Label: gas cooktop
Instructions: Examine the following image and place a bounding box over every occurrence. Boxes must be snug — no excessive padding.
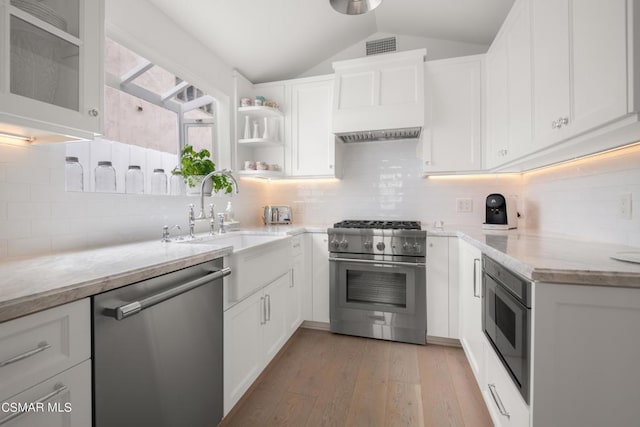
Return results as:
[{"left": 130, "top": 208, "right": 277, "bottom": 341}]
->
[{"left": 332, "top": 220, "right": 422, "bottom": 230}]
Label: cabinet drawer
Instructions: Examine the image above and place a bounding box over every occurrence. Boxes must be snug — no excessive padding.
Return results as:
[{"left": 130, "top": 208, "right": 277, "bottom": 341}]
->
[
  {"left": 0, "top": 300, "right": 90, "bottom": 402},
  {"left": 0, "top": 359, "right": 91, "bottom": 427},
  {"left": 484, "top": 340, "right": 530, "bottom": 427}
]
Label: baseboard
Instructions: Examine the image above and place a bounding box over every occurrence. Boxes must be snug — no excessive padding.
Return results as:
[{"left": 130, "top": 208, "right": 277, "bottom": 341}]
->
[
  {"left": 426, "top": 335, "right": 462, "bottom": 347},
  {"left": 301, "top": 320, "right": 330, "bottom": 331}
]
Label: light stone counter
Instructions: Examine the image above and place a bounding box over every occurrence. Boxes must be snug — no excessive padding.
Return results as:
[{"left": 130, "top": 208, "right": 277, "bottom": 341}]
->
[
  {"left": 428, "top": 225, "right": 640, "bottom": 288},
  {"left": 0, "top": 240, "right": 233, "bottom": 323}
]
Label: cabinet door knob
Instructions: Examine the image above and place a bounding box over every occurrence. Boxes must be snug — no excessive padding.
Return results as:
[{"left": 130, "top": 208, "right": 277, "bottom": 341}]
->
[{"left": 88, "top": 109, "right": 100, "bottom": 117}]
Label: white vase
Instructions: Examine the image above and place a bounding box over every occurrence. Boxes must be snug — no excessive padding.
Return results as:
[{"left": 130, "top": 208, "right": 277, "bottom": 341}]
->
[
  {"left": 262, "top": 117, "right": 269, "bottom": 139},
  {"left": 252, "top": 121, "right": 259, "bottom": 139},
  {"left": 243, "top": 116, "right": 251, "bottom": 139},
  {"left": 185, "top": 175, "right": 214, "bottom": 196}
]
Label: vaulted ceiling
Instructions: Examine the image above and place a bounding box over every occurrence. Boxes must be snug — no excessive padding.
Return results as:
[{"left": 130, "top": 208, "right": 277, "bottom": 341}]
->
[{"left": 147, "top": 0, "right": 514, "bottom": 83}]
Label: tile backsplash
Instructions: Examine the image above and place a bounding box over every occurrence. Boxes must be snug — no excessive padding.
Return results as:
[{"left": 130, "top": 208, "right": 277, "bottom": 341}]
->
[
  {"left": 1, "top": 139, "right": 638, "bottom": 259},
  {"left": 264, "top": 140, "right": 523, "bottom": 227},
  {"left": 0, "top": 143, "right": 266, "bottom": 259},
  {"left": 521, "top": 144, "right": 640, "bottom": 247}
]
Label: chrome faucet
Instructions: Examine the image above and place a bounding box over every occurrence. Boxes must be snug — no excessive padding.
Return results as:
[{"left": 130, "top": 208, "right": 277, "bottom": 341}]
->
[
  {"left": 217, "top": 213, "right": 226, "bottom": 234},
  {"left": 188, "top": 204, "right": 196, "bottom": 239},
  {"left": 161, "top": 225, "right": 181, "bottom": 242},
  {"left": 209, "top": 204, "right": 216, "bottom": 235},
  {"left": 196, "top": 170, "right": 239, "bottom": 220}
]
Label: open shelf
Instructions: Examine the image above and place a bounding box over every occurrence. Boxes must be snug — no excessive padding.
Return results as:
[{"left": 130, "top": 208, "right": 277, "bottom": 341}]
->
[
  {"left": 238, "top": 106, "right": 283, "bottom": 118},
  {"left": 238, "top": 170, "right": 284, "bottom": 179},
  {"left": 237, "top": 138, "right": 283, "bottom": 147}
]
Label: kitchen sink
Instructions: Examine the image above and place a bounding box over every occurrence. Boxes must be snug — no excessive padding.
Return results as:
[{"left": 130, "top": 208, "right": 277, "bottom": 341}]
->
[
  {"left": 178, "top": 231, "right": 292, "bottom": 309},
  {"left": 177, "top": 231, "right": 287, "bottom": 252}
]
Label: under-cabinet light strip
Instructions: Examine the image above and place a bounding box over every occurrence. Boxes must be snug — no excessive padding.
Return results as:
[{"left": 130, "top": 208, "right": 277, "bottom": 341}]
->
[{"left": 0, "top": 132, "right": 34, "bottom": 145}]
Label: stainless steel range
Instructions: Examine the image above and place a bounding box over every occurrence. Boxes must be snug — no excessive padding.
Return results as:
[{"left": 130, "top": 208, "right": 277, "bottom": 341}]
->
[{"left": 328, "top": 220, "right": 427, "bottom": 345}]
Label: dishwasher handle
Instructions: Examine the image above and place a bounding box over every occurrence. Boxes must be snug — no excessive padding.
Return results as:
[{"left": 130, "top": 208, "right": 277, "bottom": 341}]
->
[{"left": 104, "top": 266, "right": 231, "bottom": 320}]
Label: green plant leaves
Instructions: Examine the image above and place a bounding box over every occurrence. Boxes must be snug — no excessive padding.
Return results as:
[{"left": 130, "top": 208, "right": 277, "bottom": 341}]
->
[{"left": 179, "top": 145, "right": 233, "bottom": 193}]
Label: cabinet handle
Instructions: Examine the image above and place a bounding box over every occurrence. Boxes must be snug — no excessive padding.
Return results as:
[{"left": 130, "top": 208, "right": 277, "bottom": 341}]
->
[
  {"left": 260, "top": 296, "right": 266, "bottom": 325},
  {"left": 266, "top": 294, "right": 271, "bottom": 321},
  {"left": 88, "top": 108, "right": 99, "bottom": 117},
  {"left": 552, "top": 119, "right": 559, "bottom": 129},
  {"left": 488, "top": 384, "right": 510, "bottom": 419},
  {"left": 473, "top": 258, "right": 481, "bottom": 298},
  {"left": 0, "top": 341, "right": 51, "bottom": 367},
  {"left": 0, "top": 382, "right": 67, "bottom": 425},
  {"left": 559, "top": 117, "right": 569, "bottom": 126},
  {"left": 329, "top": 164, "right": 334, "bottom": 169}
]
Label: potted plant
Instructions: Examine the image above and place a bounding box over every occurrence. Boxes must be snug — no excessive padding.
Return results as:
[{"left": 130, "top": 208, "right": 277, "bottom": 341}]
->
[{"left": 174, "top": 145, "right": 234, "bottom": 196}]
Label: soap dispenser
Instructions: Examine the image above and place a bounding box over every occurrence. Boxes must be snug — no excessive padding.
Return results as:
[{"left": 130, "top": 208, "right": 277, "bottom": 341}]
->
[{"left": 224, "top": 201, "right": 234, "bottom": 222}]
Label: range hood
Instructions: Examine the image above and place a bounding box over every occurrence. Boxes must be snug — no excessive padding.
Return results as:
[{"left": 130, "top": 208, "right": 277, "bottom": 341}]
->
[
  {"left": 332, "top": 49, "right": 426, "bottom": 143},
  {"left": 335, "top": 127, "right": 422, "bottom": 143}
]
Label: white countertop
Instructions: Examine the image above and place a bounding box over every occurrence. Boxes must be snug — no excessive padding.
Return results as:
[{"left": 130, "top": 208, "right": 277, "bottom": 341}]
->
[
  {"left": 427, "top": 225, "right": 640, "bottom": 287},
  {"left": 1, "top": 224, "right": 639, "bottom": 323}
]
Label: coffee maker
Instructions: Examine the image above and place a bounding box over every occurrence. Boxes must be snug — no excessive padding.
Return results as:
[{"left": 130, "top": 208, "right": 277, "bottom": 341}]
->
[{"left": 482, "top": 193, "right": 517, "bottom": 230}]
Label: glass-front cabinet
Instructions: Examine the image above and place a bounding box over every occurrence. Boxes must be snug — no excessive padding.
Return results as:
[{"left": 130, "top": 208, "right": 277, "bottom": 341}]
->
[{"left": 0, "top": 0, "right": 103, "bottom": 142}]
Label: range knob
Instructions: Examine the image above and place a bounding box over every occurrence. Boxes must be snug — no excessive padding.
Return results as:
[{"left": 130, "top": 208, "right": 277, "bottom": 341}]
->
[
  {"left": 330, "top": 239, "right": 340, "bottom": 250},
  {"left": 363, "top": 240, "right": 373, "bottom": 250},
  {"left": 413, "top": 242, "right": 422, "bottom": 253},
  {"left": 339, "top": 239, "right": 349, "bottom": 249},
  {"left": 402, "top": 242, "right": 411, "bottom": 253},
  {"left": 376, "top": 242, "right": 386, "bottom": 251}
]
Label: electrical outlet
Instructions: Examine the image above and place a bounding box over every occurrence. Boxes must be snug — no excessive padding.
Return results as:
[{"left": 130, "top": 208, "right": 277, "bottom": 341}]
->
[
  {"left": 619, "top": 193, "right": 632, "bottom": 220},
  {"left": 456, "top": 198, "right": 473, "bottom": 213}
]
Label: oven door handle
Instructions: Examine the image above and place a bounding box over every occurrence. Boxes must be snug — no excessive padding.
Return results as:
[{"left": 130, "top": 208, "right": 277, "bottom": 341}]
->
[{"left": 329, "top": 257, "right": 425, "bottom": 268}]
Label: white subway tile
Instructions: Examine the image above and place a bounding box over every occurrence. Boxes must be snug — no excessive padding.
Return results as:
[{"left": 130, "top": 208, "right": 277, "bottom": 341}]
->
[
  {"left": 8, "top": 237, "right": 52, "bottom": 257},
  {"left": 7, "top": 202, "right": 51, "bottom": 220},
  {"left": 0, "top": 239, "right": 7, "bottom": 259},
  {"left": 0, "top": 182, "right": 30, "bottom": 201}
]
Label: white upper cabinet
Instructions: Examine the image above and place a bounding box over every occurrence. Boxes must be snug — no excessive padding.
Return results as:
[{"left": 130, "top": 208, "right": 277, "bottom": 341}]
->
[
  {"left": 332, "top": 49, "right": 425, "bottom": 134},
  {"left": 422, "top": 55, "right": 483, "bottom": 173},
  {"left": 0, "top": 0, "right": 104, "bottom": 142},
  {"left": 532, "top": 0, "right": 630, "bottom": 149},
  {"left": 485, "top": 0, "right": 532, "bottom": 169},
  {"left": 288, "top": 76, "right": 336, "bottom": 177}
]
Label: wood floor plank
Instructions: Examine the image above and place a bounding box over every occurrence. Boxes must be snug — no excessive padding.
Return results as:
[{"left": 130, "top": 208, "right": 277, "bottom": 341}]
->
[
  {"left": 444, "top": 347, "right": 493, "bottom": 427},
  {"left": 344, "top": 340, "right": 391, "bottom": 427},
  {"left": 304, "top": 334, "right": 364, "bottom": 426},
  {"left": 223, "top": 331, "right": 492, "bottom": 427},
  {"left": 417, "top": 345, "right": 466, "bottom": 427},
  {"left": 286, "top": 330, "right": 337, "bottom": 397},
  {"left": 267, "top": 392, "right": 316, "bottom": 427},
  {"left": 388, "top": 342, "right": 421, "bottom": 384},
  {"left": 384, "top": 380, "right": 425, "bottom": 427},
  {"left": 220, "top": 384, "right": 283, "bottom": 427}
]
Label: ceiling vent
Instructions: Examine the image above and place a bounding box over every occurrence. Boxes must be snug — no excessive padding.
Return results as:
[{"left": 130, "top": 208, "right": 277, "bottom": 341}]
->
[{"left": 366, "top": 37, "right": 396, "bottom": 56}]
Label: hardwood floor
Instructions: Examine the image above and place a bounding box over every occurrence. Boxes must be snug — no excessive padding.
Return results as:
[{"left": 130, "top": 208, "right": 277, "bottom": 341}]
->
[{"left": 220, "top": 328, "right": 492, "bottom": 427}]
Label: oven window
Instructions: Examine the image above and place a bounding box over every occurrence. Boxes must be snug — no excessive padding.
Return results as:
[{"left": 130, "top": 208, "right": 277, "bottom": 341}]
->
[
  {"left": 346, "top": 270, "right": 407, "bottom": 308},
  {"left": 496, "top": 296, "right": 516, "bottom": 347}
]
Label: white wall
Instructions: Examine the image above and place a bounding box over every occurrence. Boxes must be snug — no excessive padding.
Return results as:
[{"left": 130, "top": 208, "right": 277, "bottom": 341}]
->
[
  {"left": 298, "top": 32, "right": 489, "bottom": 78},
  {"left": 521, "top": 145, "right": 640, "bottom": 247},
  {"left": 263, "top": 140, "right": 522, "bottom": 227},
  {"left": 0, "top": 143, "right": 266, "bottom": 259}
]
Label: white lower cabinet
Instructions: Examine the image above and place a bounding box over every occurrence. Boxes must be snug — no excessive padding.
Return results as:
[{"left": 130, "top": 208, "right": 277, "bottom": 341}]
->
[
  {"left": 0, "top": 360, "right": 92, "bottom": 427},
  {"left": 0, "top": 299, "right": 91, "bottom": 427},
  {"left": 426, "top": 235, "right": 458, "bottom": 339},
  {"left": 287, "top": 240, "right": 304, "bottom": 332},
  {"left": 484, "top": 337, "right": 530, "bottom": 427},
  {"left": 223, "top": 272, "right": 292, "bottom": 415},
  {"left": 458, "top": 240, "right": 484, "bottom": 383},
  {"left": 311, "top": 233, "right": 330, "bottom": 323}
]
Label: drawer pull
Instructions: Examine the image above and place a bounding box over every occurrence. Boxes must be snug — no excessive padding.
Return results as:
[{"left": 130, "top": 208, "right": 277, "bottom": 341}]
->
[
  {"left": 0, "top": 341, "right": 51, "bottom": 367},
  {"left": 488, "top": 383, "right": 510, "bottom": 419},
  {"left": 0, "top": 382, "right": 67, "bottom": 425}
]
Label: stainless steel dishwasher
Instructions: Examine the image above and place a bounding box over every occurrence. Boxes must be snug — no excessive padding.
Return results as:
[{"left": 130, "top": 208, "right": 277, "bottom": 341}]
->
[{"left": 92, "top": 259, "right": 230, "bottom": 427}]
